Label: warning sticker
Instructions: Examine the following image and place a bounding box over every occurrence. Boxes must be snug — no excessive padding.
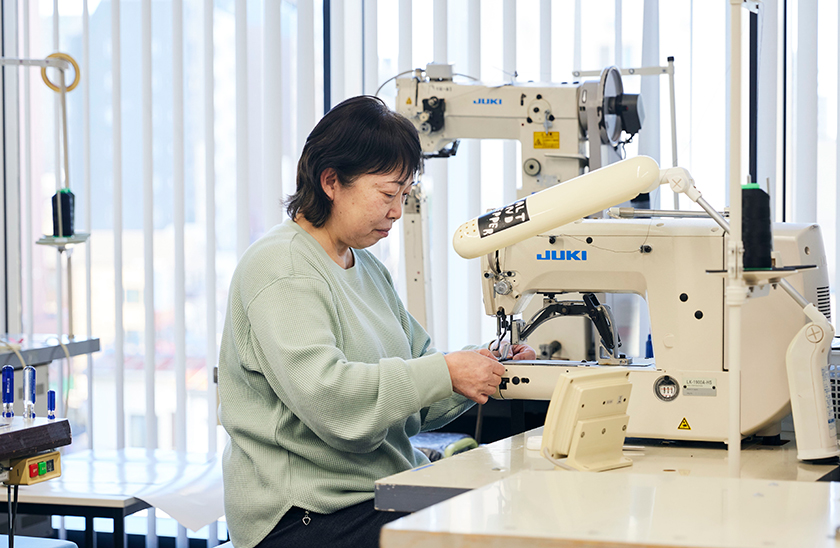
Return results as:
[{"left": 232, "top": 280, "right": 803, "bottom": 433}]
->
[
  {"left": 533, "top": 131, "right": 560, "bottom": 149},
  {"left": 406, "top": 98, "right": 412, "bottom": 105},
  {"left": 678, "top": 418, "right": 691, "bottom": 430}
]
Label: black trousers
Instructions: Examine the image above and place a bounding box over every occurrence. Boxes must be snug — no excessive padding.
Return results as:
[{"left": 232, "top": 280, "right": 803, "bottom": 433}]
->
[{"left": 255, "top": 500, "right": 409, "bottom": 548}]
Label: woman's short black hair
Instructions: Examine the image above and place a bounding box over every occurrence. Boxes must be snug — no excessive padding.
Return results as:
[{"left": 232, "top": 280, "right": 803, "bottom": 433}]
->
[{"left": 285, "top": 95, "right": 422, "bottom": 227}]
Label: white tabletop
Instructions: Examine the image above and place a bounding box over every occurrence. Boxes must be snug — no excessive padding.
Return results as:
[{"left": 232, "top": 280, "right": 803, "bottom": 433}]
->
[
  {"left": 0, "top": 448, "right": 224, "bottom": 531},
  {"left": 381, "top": 470, "right": 840, "bottom": 548},
  {"left": 376, "top": 426, "right": 838, "bottom": 512}
]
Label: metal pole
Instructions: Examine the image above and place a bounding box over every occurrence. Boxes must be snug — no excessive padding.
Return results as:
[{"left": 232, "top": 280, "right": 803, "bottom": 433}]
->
[
  {"left": 727, "top": 0, "right": 746, "bottom": 479},
  {"left": 668, "top": 56, "right": 679, "bottom": 209},
  {"left": 66, "top": 251, "right": 73, "bottom": 340}
]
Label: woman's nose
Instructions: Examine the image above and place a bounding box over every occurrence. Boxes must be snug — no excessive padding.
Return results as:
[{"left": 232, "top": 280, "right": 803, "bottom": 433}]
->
[{"left": 389, "top": 200, "right": 403, "bottom": 220}]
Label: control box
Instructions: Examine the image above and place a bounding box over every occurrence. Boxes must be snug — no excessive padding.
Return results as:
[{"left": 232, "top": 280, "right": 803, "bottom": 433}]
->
[{"left": 4, "top": 450, "right": 61, "bottom": 485}]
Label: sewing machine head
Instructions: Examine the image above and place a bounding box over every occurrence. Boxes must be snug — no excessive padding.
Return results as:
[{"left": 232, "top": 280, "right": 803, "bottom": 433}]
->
[
  {"left": 396, "top": 64, "right": 644, "bottom": 196},
  {"left": 483, "top": 216, "right": 831, "bottom": 440}
]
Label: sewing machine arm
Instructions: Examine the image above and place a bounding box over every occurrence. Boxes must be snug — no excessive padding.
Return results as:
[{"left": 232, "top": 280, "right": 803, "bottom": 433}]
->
[
  {"left": 582, "top": 293, "right": 620, "bottom": 357},
  {"left": 515, "top": 293, "right": 621, "bottom": 358}
]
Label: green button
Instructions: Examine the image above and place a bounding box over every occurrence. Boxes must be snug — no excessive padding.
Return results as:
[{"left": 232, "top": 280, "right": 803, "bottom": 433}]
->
[{"left": 38, "top": 462, "right": 46, "bottom": 475}]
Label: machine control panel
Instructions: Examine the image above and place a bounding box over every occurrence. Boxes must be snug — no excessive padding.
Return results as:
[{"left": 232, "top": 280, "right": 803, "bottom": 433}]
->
[{"left": 5, "top": 450, "right": 61, "bottom": 485}]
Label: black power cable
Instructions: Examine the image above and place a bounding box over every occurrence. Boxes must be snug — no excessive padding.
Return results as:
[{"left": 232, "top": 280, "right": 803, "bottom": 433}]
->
[{"left": 6, "top": 482, "right": 16, "bottom": 548}]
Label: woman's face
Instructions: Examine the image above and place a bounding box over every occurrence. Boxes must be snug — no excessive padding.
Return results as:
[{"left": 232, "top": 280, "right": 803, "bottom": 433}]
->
[{"left": 325, "top": 170, "right": 414, "bottom": 250}]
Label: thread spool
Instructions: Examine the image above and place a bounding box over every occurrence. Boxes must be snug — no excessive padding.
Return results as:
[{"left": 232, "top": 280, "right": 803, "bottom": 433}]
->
[
  {"left": 47, "top": 389, "right": 56, "bottom": 420},
  {"left": 52, "top": 188, "right": 75, "bottom": 237},
  {"left": 2, "top": 364, "right": 14, "bottom": 419},
  {"left": 742, "top": 183, "right": 773, "bottom": 270},
  {"left": 23, "top": 365, "right": 36, "bottom": 420}
]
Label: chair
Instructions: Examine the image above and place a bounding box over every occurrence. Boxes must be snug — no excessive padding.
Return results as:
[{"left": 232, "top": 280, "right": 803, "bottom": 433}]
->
[{"left": 409, "top": 432, "right": 477, "bottom": 461}]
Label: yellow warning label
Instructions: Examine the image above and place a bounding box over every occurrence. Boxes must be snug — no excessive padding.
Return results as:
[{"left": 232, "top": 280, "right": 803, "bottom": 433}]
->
[
  {"left": 406, "top": 97, "right": 412, "bottom": 105},
  {"left": 533, "top": 131, "right": 560, "bottom": 149},
  {"left": 678, "top": 418, "right": 691, "bottom": 430}
]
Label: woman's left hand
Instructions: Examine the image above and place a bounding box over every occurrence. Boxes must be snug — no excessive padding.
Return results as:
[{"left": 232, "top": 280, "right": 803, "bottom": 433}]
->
[
  {"left": 508, "top": 344, "right": 536, "bottom": 360},
  {"left": 491, "top": 343, "right": 536, "bottom": 361}
]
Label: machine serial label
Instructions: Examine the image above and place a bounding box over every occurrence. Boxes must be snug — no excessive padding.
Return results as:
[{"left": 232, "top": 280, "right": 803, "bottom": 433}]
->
[
  {"left": 533, "top": 131, "right": 560, "bottom": 149},
  {"left": 683, "top": 378, "right": 717, "bottom": 397},
  {"left": 478, "top": 200, "right": 529, "bottom": 238}
]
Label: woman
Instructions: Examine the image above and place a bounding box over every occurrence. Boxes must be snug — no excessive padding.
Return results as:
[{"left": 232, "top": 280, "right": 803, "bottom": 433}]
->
[{"left": 218, "top": 95, "right": 534, "bottom": 548}]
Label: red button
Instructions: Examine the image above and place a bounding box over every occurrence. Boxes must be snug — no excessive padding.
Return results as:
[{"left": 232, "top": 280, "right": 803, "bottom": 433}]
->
[{"left": 29, "top": 463, "right": 39, "bottom": 478}]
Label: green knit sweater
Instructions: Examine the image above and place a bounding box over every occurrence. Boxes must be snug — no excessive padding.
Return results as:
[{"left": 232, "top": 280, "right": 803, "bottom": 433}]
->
[{"left": 218, "top": 219, "right": 474, "bottom": 548}]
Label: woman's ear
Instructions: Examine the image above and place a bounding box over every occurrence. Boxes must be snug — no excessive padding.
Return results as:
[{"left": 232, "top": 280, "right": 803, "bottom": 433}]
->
[{"left": 320, "top": 168, "right": 338, "bottom": 201}]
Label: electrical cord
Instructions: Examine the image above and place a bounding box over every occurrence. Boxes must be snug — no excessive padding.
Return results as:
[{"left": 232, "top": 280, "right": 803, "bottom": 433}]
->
[
  {"left": 6, "top": 481, "right": 19, "bottom": 548},
  {"left": 0, "top": 339, "right": 27, "bottom": 371},
  {"left": 374, "top": 70, "right": 415, "bottom": 97},
  {"left": 375, "top": 69, "right": 480, "bottom": 97}
]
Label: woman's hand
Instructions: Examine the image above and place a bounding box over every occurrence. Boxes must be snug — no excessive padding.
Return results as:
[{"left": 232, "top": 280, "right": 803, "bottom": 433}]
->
[
  {"left": 444, "top": 350, "right": 506, "bottom": 404},
  {"left": 508, "top": 344, "right": 536, "bottom": 361},
  {"left": 490, "top": 343, "right": 537, "bottom": 361}
]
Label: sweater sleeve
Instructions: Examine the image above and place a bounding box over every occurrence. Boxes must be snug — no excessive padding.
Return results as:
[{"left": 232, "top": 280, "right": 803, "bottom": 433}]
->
[
  {"left": 245, "top": 275, "right": 454, "bottom": 454},
  {"left": 395, "top": 287, "right": 477, "bottom": 431}
]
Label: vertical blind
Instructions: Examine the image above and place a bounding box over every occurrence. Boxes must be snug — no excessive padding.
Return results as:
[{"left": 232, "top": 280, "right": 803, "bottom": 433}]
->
[{"left": 1, "top": 0, "right": 836, "bottom": 542}]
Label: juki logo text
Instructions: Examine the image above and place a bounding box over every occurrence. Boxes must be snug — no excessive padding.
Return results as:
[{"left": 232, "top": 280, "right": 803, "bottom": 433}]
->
[{"left": 536, "top": 250, "right": 588, "bottom": 261}]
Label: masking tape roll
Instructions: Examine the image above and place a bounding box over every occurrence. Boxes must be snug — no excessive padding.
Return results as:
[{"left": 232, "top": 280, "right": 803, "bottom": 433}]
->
[{"left": 41, "top": 52, "right": 80, "bottom": 93}]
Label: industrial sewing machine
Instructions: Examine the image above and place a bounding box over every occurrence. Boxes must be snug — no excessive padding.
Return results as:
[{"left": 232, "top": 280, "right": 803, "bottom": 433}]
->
[
  {"left": 482, "top": 217, "right": 830, "bottom": 442},
  {"left": 393, "top": 64, "right": 838, "bottom": 456},
  {"left": 396, "top": 64, "right": 643, "bottom": 196},
  {"left": 452, "top": 156, "right": 839, "bottom": 458},
  {"left": 395, "top": 63, "right": 644, "bottom": 330}
]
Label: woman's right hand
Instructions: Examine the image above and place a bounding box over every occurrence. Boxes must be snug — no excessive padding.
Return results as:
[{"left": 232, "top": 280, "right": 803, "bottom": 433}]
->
[{"left": 443, "top": 350, "right": 506, "bottom": 404}]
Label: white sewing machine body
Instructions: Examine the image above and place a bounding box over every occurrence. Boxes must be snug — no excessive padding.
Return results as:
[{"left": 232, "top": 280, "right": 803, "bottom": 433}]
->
[
  {"left": 487, "top": 217, "right": 830, "bottom": 442},
  {"left": 396, "top": 65, "right": 640, "bottom": 197},
  {"left": 396, "top": 78, "right": 583, "bottom": 195}
]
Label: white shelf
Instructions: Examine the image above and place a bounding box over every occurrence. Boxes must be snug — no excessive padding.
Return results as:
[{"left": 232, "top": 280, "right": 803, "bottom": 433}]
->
[{"left": 35, "top": 232, "right": 90, "bottom": 247}]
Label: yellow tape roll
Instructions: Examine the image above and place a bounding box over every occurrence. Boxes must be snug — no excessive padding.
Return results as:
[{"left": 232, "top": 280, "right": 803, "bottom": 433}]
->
[{"left": 40, "top": 52, "right": 80, "bottom": 93}]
